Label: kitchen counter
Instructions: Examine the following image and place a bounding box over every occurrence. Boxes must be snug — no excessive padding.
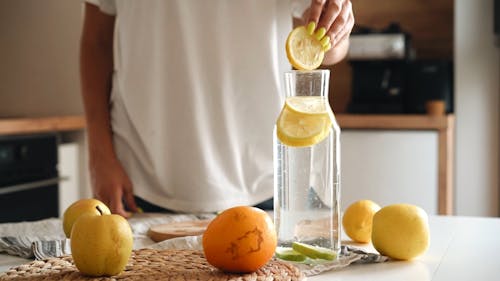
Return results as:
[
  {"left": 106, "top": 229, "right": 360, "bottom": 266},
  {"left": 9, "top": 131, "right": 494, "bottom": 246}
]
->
[
  {"left": 310, "top": 215, "right": 500, "bottom": 281},
  {"left": 0, "top": 115, "right": 85, "bottom": 136},
  {"left": 1, "top": 214, "right": 498, "bottom": 280}
]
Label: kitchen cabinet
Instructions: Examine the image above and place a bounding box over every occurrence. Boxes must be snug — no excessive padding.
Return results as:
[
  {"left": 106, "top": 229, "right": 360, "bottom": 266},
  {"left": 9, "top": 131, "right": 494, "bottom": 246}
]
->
[
  {"left": 341, "top": 130, "right": 438, "bottom": 214},
  {"left": 336, "top": 114, "right": 455, "bottom": 215},
  {"left": 0, "top": 116, "right": 87, "bottom": 219}
]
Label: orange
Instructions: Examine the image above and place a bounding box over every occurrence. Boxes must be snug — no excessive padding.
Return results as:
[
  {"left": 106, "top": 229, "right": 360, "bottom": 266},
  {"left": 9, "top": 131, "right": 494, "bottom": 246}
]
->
[{"left": 202, "top": 206, "right": 277, "bottom": 273}]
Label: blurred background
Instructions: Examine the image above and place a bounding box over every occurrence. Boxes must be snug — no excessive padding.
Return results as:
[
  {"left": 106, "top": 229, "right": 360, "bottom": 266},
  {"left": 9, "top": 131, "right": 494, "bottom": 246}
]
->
[{"left": 0, "top": 0, "right": 498, "bottom": 220}]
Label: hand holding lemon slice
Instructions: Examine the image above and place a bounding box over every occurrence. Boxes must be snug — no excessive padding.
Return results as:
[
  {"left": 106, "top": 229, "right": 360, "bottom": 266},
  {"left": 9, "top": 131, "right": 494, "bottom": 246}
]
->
[
  {"left": 278, "top": 23, "right": 334, "bottom": 147},
  {"left": 286, "top": 22, "right": 332, "bottom": 70}
]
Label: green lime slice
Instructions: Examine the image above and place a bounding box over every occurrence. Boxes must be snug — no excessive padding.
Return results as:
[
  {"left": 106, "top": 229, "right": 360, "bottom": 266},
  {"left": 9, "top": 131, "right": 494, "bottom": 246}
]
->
[
  {"left": 292, "top": 242, "right": 337, "bottom": 261},
  {"left": 275, "top": 247, "right": 307, "bottom": 262}
]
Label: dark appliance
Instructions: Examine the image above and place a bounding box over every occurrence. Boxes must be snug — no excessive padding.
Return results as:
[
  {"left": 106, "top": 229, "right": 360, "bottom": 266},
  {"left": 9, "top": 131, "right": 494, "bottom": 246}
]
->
[
  {"left": 347, "top": 23, "right": 454, "bottom": 114},
  {"left": 349, "top": 60, "right": 408, "bottom": 113},
  {"left": 347, "top": 23, "right": 412, "bottom": 114},
  {"left": 495, "top": 0, "right": 499, "bottom": 36},
  {"left": 0, "top": 134, "right": 59, "bottom": 222},
  {"left": 405, "top": 60, "right": 454, "bottom": 114}
]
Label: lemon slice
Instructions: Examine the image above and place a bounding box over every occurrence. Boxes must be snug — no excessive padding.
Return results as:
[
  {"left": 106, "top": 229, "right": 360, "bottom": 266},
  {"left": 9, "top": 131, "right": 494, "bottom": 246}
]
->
[
  {"left": 286, "top": 25, "right": 325, "bottom": 70},
  {"left": 292, "top": 242, "right": 337, "bottom": 261},
  {"left": 276, "top": 96, "right": 332, "bottom": 147},
  {"left": 275, "top": 247, "right": 307, "bottom": 262}
]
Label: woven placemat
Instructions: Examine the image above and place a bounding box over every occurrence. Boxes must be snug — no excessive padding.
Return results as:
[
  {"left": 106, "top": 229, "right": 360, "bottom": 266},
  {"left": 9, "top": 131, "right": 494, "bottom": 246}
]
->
[{"left": 0, "top": 248, "right": 305, "bottom": 281}]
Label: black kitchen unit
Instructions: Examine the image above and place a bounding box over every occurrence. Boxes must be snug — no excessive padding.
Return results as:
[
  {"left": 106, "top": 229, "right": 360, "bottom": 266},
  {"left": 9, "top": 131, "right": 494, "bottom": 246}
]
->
[{"left": 0, "top": 134, "right": 59, "bottom": 222}]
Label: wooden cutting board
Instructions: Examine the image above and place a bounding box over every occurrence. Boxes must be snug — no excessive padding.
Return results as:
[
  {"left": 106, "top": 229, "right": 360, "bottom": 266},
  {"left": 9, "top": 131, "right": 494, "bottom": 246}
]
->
[{"left": 147, "top": 220, "right": 212, "bottom": 242}]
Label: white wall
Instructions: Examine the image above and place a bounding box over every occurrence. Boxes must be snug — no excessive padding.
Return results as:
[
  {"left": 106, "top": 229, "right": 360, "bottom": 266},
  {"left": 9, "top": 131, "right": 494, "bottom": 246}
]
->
[
  {"left": 455, "top": 0, "right": 500, "bottom": 216},
  {"left": 0, "top": 0, "right": 83, "bottom": 117}
]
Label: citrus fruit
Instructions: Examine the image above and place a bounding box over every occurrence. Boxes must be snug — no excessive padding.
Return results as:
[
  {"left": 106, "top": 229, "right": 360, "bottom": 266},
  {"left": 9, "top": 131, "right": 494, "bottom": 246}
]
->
[
  {"left": 371, "top": 203, "right": 430, "bottom": 260},
  {"left": 276, "top": 96, "right": 332, "bottom": 147},
  {"left": 286, "top": 22, "right": 331, "bottom": 70},
  {"left": 292, "top": 241, "right": 336, "bottom": 261},
  {"left": 202, "top": 206, "right": 277, "bottom": 273},
  {"left": 275, "top": 247, "right": 306, "bottom": 262},
  {"left": 342, "top": 199, "right": 381, "bottom": 243}
]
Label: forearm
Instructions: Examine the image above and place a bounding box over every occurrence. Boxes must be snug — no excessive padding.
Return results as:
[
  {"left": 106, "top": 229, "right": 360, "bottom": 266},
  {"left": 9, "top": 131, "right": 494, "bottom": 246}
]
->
[
  {"left": 80, "top": 45, "right": 115, "bottom": 161},
  {"left": 80, "top": 4, "right": 116, "bottom": 161}
]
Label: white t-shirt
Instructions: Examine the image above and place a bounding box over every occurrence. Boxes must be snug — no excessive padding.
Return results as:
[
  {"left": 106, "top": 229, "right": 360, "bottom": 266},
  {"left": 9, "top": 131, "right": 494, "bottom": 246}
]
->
[{"left": 86, "top": 0, "right": 305, "bottom": 212}]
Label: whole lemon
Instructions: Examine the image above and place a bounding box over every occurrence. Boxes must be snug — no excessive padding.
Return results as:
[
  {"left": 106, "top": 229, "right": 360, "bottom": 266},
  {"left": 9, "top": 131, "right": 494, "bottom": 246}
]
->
[
  {"left": 342, "top": 200, "right": 381, "bottom": 243},
  {"left": 371, "top": 204, "right": 430, "bottom": 260}
]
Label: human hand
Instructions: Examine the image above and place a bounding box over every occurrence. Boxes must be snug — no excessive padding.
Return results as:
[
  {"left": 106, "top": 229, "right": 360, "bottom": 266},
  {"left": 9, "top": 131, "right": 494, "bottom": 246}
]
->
[
  {"left": 305, "top": 0, "right": 354, "bottom": 50},
  {"left": 89, "top": 154, "right": 138, "bottom": 218}
]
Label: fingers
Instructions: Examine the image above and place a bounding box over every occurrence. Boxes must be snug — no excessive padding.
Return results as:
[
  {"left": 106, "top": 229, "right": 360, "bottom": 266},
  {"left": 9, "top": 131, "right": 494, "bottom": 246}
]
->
[
  {"left": 330, "top": 4, "right": 354, "bottom": 47},
  {"left": 110, "top": 190, "right": 132, "bottom": 218},
  {"left": 306, "top": 0, "right": 354, "bottom": 49},
  {"left": 317, "top": 0, "right": 342, "bottom": 32},
  {"left": 307, "top": 0, "right": 327, "bottom": 25},
  {"left": 123, "top": 186, "right": 138, "bottom": 213}
]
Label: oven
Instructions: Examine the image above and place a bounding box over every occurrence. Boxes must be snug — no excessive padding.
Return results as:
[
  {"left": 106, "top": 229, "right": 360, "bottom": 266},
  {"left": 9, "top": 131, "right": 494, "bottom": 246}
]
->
[{"left": 0, "top": 134, "right": 59, "bottom": 222}]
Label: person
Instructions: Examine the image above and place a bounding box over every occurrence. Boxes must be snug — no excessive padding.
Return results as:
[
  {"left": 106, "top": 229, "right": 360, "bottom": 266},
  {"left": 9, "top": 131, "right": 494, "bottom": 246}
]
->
[{"left": 80, "top": 0, "right": 354, "bottom": 217}]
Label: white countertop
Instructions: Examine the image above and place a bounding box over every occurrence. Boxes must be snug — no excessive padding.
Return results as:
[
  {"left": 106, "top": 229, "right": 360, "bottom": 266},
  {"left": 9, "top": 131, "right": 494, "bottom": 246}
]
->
[
  {"left": 1, "top": 215, "right": 499, "bottom": 280},
  {"left": 310, "top": 215, "right": 500, "bottom": 281}
]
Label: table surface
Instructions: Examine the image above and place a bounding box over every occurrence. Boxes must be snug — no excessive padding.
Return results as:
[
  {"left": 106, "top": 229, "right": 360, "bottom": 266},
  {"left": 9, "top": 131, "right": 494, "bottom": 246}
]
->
[
  {"left": 1, "top": 215, "right": 499, "bottom": 280},
  {"left": 311, "top": 215, "right": 500, "bottom": 281}
]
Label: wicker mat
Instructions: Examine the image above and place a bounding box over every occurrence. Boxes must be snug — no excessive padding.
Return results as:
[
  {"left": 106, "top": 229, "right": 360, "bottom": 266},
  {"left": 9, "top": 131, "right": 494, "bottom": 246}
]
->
[{"left": 0, "top": 248, "right": 305, "bottom": 281}]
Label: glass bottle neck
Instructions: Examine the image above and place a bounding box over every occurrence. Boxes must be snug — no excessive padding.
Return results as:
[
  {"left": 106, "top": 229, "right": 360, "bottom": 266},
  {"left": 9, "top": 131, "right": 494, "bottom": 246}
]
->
[{"left": 284, "top": 69, "right": 330, "bottom": 98}]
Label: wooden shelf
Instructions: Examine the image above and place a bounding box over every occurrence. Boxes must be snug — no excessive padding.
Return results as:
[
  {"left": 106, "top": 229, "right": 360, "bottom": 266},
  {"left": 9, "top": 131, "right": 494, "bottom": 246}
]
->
[
  {"left": 336, "top": 114, "right": 453, "bottom": 130},
  {"left": 0, "top": 115, "right": 86, "bottom": 136}
]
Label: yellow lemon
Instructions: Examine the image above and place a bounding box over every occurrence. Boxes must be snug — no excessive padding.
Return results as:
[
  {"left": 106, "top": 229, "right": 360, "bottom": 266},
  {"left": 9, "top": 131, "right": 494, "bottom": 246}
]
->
[
  {"left": 286, "top": 24, "right": 328, "bottom": 70},
  {"left": 342, "top": 200, "right": 381, "bottom": 243},
  {"left": 276, "top": 96, "right": 332, "bottom": 147},
  {"left": 371, "top": 204, "right": 430, "bottom": 260}
]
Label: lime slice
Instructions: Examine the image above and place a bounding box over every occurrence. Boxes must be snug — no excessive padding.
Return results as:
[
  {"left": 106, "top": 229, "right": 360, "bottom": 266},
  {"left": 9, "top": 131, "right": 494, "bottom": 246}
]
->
[
  {"left": 276, "top": 96, "right": 332, "bottom": 147},
  {"left": 275, "top": 247, "right": 307, "bottom": 262},
  {"left": 292, "top": 242, "right": 337, "bottom": 261},
  {"left": 286, "top": 26, "right": 324, "bottom": 70}
]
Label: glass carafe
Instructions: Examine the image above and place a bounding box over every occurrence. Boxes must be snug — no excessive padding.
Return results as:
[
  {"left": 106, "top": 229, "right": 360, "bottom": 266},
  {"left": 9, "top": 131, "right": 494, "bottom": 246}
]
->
[{"left": 273, "top": 69, "right": 341, "bottom": 266}]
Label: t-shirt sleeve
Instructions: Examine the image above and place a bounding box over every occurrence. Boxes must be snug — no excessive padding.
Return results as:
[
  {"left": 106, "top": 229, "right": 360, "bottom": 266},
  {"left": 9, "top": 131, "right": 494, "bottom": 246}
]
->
[{"left": 85, "top": 0, "right": 116, "bottom": 15}]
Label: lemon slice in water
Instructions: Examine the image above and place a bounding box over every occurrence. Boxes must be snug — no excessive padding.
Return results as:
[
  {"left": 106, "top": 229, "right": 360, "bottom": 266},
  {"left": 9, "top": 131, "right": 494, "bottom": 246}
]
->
[{"left": 276, "top": 96, "right": 332, "bottom": 147}]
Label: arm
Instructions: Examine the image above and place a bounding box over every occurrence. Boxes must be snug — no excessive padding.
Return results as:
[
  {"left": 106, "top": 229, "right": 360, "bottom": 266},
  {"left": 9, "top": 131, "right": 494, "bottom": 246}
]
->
[
  {"left": 80, "top": 3, "right": 137, "bottom": 217},
  {"left": 295, "top": 0, "right": 354, "bottom": 65}
]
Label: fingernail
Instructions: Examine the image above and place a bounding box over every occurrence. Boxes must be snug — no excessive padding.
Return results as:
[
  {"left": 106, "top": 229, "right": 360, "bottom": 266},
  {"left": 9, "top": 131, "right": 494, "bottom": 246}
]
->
[
  {"left": 306, "top": 21, "right": 316, "bottom": 35},
  {"left": 323, "top": 42, "right": 332, "bottom": 52},
  {"left": 320, "top": 35, "right": 330, "bottom": 47},
  {"left": 314, "top": 27, "right": 327, "bottom": 40}
]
